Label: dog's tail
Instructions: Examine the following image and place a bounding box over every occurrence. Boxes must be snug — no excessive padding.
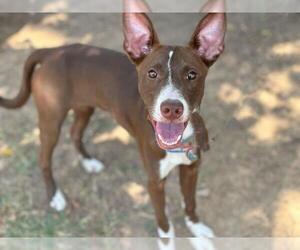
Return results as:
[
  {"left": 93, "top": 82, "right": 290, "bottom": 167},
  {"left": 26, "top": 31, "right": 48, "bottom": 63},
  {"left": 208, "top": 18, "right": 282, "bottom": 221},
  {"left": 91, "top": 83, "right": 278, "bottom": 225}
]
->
[{"left": 0, "top": 49, "right": 49, "bottom": 109}]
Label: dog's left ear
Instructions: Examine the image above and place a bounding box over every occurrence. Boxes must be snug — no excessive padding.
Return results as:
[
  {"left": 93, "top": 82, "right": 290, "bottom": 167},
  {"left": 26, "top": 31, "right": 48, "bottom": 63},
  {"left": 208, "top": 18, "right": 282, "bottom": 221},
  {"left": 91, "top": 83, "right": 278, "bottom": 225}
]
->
[{"left": 189, "top": 13, "right": 226, "bottom": 67}]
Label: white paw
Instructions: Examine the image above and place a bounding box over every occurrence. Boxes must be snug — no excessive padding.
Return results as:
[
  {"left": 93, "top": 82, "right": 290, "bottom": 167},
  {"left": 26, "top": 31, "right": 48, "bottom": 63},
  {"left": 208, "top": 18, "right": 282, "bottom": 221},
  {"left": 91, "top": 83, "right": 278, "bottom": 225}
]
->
[
  {"left": 188, "top": 237, "right": 215, "bottom": 250},
  {"left": 157, "top": 221, "right": 175, "bottom": 238},
  {"left": 50, "top": 189, "right": 67, "bottom": 212},
  {"left": 81, "top": 158, "right": 105, "bottom": 173},
  {"left": 185, "top": 217, "right": 214, "bottom": 238},
  {"left": 157, "top": 238, "right": 176, "bottom": 250}
]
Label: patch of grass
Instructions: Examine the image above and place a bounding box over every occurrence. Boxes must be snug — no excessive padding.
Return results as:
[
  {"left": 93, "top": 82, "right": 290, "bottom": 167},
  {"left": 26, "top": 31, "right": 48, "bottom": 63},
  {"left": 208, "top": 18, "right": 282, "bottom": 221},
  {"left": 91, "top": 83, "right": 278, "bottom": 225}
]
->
[
  {"left": 12, "top": 149, "right": 37, "bottom": 174},
  {"left": 0, "top": 130, "right": 4, "bottom": 141},
  {"left": 0, "top": 195, "right": 7, "bottom": 207},
  {"left": 144, "top": 219, "right": 156, "bottom": 235},
  {"left": 0, "top": 193, "right": 12, "bottom": 215},
  {"left": 97, "top": 209, "right": 128, "bottom": 236},
  {"left": 5, "top": 213, "right": 85, "bottom": 237},
  {"left": 117, "top": 164, "right": 138, "bottom": 176}
]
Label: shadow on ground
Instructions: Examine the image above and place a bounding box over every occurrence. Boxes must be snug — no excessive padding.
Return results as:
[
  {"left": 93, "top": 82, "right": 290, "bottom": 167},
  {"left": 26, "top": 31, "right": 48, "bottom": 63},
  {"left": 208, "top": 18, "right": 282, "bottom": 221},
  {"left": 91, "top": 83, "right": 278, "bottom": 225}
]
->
[{"left": 0, "top": 13, "right": 299, "bottom": 237}]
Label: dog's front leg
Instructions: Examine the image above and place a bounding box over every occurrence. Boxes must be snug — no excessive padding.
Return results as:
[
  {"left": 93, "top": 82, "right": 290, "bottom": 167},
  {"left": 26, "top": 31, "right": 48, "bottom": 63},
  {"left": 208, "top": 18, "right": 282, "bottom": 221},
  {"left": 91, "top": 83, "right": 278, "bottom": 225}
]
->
[
  {"left": 140, "top": 142, "right": 174, "bottom": 237},
  {"left": 147, "top": 177, "right": 176, "bottom": 250},
  {"left": 179, "top": 162, "right": 214, "bottom": 238},
  {"left": 139, "top": 140, "right": 175, "bottom": 250},
  {"left": 147, "top": 178, "right": 173, "bottom": 235}
]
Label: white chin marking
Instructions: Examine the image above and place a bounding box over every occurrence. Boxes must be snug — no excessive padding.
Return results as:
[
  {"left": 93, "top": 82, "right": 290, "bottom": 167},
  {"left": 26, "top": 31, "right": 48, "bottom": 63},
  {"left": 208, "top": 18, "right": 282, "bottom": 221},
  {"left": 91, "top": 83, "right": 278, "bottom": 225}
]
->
[
  {"left": 81, "top": 158, "right": 105, "bottom": 173},
  {"left": 185, "top": 216, "right": 215, "bottom": 238},
  {"left": 50, "top": 189, "right": 67, "bottom": 212}
]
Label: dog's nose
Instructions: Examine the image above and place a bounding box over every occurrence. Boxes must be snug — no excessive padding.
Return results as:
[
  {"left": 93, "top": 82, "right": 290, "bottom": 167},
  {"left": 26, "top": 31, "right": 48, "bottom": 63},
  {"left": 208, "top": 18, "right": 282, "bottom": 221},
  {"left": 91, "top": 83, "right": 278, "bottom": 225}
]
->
[{"left": 160, "top": 100, "right": 184, "bottom": 120}]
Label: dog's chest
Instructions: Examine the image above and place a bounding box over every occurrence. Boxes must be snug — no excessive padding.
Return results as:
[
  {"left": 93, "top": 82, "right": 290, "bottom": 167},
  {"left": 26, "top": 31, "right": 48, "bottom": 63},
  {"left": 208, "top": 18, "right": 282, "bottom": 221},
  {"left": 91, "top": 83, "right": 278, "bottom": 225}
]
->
[
  {"left": 159, "top": 152, "right": 192, "bottom": 179},
  {"left": 159, "top": 122, "right": 194, "bottom": 179}
]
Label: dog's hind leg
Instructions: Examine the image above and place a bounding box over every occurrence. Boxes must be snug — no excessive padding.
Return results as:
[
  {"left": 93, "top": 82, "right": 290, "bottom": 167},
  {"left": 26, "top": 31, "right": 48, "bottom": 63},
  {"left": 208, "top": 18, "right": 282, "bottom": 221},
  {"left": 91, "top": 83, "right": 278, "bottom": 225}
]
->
[
  {"left": 70, "top": 107, "right": 105, "bottom": 173},
  {"left": 38, "top": 109, "right": 68, "bottom": 212}
]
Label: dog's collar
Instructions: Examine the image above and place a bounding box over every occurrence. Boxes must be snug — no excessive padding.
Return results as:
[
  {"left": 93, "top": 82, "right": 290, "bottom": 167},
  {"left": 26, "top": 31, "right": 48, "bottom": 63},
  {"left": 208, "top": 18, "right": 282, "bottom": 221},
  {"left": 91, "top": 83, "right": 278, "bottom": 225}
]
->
[{"left": 165, "top": 134, "right": 199, "bottom": 162}]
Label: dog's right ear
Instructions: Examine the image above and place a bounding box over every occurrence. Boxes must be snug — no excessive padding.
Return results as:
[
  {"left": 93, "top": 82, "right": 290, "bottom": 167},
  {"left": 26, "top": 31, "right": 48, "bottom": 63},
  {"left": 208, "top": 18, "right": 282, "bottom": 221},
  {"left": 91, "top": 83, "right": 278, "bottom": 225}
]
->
[
  {"left": 123, "top": 0, "right": 159, "bottom": 64},
  {"left": 189, "top": 0, "right": 226, "bottom": 67}
]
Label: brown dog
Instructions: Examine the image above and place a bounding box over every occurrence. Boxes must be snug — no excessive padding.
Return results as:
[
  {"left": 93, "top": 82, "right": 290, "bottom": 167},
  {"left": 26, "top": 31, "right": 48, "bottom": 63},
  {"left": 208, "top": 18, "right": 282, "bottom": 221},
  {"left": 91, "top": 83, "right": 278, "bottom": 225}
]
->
[{"left": 0, "top": 1, "right": 226, "bottom": 238}]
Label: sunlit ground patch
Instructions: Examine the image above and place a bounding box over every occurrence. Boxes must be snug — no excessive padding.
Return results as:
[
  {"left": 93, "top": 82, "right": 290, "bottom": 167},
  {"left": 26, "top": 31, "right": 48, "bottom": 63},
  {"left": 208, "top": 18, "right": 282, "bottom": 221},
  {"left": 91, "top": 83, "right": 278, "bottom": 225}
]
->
[
  {"left": 271, "top": 40, "right": 300, "bottom": 56},
  {"left": 273, "top": 190, "right": 300, "bottom": 236},
  {"left": 249, "top": 114, "right": 289, "bottom": 142},
  {"left": 217, "top": 82, "right": 243, "bottom": 105},
  {"left": 41, "top": 0, "right": 68, "bottom": 12},
  {"left": 93, "top": 125, "right": 131, "bottom": 145},
  {"left": 6, "top": 23, "right": 67, "bottom": 49},
  {"left": 122, "top": 182, "right": 149, "bottom": 207}
]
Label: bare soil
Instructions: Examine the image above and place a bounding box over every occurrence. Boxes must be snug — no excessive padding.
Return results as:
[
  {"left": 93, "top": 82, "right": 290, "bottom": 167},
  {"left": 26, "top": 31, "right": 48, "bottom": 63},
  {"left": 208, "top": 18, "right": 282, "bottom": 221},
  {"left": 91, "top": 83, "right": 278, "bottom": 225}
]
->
[{"left": 0, "top": 13, "right": 300, "bottom": 237}]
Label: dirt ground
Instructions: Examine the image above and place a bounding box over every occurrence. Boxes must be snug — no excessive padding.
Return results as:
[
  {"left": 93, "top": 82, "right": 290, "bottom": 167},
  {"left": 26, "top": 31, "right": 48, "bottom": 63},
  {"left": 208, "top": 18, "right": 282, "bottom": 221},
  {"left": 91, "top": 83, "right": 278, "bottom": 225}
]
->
[{"left": 0, "top": 13, "right": 299, "bottom": 237}]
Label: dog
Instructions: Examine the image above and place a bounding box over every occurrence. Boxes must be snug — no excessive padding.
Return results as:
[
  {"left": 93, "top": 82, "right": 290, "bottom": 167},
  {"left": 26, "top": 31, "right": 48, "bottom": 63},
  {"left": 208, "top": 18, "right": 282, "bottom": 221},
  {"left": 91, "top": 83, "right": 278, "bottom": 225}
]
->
[{"left": 0, "top": 0, "right": 226, "bottom": 238}]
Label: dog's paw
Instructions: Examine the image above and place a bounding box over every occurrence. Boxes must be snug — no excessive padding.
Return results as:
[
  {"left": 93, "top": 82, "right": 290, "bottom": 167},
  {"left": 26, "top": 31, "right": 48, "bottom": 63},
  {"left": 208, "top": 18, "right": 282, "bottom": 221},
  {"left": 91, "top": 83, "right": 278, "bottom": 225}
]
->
[
  {"left": 157, "top": 238, "right": 176, "bottom": 250},
  {"left": 50, "top": 189, "right": 67, "bottom": 212},
  {"left": 81, "top": 158, "right": 105, "bottom": 173},
  {"left": 185, "top": 217, "right": 214, "bottom": 238},
  {"left": 157, "top": 221, "right": 175, "bottom": 238},
  {"left": 188, "top": 237, "right": 215, "bottom": 250},
  {"left": 157, "top": 222, "right": 176, "bottom": 250}
]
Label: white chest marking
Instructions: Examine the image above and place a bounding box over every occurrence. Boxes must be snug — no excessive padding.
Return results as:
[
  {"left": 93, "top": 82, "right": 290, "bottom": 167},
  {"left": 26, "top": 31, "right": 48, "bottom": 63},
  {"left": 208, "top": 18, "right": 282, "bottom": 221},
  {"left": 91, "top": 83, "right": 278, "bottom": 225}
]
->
[{"left": 159, "top": 122, "right": 195, "bottom": 179}]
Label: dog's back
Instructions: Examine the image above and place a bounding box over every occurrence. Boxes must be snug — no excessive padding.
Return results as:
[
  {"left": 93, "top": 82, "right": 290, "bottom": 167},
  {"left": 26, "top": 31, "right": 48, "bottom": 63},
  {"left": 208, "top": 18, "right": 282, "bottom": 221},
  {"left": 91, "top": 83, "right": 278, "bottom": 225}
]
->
[{"left": 0, "top": 44, "right": 142, "bottom": 134}]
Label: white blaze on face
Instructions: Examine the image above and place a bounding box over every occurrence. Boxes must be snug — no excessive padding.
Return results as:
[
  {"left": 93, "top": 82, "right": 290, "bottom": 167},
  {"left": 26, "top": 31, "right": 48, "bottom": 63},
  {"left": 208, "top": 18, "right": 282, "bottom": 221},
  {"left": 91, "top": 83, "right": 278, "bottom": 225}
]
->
[
  {"left": 167, "top": 50, "right": 174, "bottom": 83},
  {"left": 151, "top": 50, "right": 189, "bottom": 122}
]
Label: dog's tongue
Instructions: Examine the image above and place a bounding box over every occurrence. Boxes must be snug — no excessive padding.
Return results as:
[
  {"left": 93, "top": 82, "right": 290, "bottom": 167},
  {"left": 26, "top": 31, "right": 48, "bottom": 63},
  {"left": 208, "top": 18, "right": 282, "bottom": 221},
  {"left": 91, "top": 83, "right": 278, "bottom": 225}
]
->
[{"left": 156, "top": 122, "right": 185, "bottom": 146}]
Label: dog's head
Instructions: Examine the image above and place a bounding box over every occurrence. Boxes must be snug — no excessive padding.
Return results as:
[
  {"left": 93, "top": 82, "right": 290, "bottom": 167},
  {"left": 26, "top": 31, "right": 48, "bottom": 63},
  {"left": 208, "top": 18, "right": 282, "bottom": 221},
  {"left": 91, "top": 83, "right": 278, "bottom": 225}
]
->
[{"left": 123, "top": 1, "right": 226, "bottom": 150}]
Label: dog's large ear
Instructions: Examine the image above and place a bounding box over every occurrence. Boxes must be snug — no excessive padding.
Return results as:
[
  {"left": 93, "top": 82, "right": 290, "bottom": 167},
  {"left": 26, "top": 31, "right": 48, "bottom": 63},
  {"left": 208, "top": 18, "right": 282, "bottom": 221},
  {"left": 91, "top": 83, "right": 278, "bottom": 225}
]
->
[
  {"left": 123, "top": 0, "right": 159, "bottom": 64},
  {"left": 189, "top": 0, "right": 226, "bottom": 67},
  {"left": 123, "top": 0, "right": 151, "bottom": 12}
]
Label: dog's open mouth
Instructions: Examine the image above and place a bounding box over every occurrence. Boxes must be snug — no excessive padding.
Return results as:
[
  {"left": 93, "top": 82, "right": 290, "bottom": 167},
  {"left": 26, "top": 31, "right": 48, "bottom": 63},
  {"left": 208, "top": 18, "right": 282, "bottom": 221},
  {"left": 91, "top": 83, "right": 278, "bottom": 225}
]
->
[{"left": 150, "top": 119, "right": 188, "bottom": 150}]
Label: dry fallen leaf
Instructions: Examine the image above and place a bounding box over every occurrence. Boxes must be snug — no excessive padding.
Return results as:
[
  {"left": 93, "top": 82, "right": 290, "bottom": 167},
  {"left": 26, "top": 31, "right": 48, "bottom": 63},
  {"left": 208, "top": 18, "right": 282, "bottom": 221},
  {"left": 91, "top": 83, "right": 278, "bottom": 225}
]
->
[{"left": 0, "top": 146, "right": 13, "bottom": 157}]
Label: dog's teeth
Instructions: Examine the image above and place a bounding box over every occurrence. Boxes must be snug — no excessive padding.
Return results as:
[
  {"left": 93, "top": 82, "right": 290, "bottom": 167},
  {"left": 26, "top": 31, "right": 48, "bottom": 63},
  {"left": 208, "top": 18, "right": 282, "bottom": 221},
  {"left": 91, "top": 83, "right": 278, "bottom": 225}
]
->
[
  {"left": 158, "top": 134, "right": 163, "bottom": 141},
  {"left": 158, "top": 133, "right": 182, "bottom": 146},
  {"left": 166, "top": 140, "right": 174, "bottom": 145}
]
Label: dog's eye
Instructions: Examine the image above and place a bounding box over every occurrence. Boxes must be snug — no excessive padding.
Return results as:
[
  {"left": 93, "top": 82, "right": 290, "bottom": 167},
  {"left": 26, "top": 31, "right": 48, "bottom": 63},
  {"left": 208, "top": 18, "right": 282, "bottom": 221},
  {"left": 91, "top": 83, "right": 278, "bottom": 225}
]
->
[
  {"left": 148, "top": 69, "right": 158, "bottom": 79},
  {"left": 187, "top": 70, "right": 197, "bottom": 81}
]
